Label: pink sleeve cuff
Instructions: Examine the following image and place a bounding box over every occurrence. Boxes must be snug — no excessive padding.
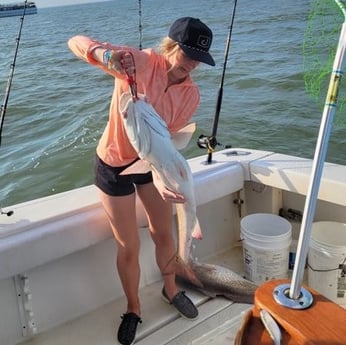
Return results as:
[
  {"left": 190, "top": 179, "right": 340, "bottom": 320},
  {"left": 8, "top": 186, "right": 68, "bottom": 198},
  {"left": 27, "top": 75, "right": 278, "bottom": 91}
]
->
[{"left": 86, "top": 42, "right": 104, "bottom": 65}]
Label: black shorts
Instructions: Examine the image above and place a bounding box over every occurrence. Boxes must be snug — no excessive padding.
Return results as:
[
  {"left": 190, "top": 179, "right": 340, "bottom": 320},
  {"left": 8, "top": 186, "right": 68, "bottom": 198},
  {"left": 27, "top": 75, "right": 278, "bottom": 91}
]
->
[{"left": 94, "top": 155, "right": 153, "bottom": 196}]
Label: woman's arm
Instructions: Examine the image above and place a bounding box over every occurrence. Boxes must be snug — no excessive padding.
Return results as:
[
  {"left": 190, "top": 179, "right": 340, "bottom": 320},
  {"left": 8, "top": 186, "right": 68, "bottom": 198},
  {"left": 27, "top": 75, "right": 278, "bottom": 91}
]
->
[{"left": 67, "top": 35, "right": 125, "bottom": 77}]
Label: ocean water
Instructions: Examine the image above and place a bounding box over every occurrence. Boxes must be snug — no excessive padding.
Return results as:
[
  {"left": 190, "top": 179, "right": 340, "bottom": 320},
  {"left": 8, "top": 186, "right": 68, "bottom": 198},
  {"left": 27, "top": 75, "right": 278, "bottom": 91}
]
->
[{"left": 0, "top": 0, "right": 345, "bottom": 207}]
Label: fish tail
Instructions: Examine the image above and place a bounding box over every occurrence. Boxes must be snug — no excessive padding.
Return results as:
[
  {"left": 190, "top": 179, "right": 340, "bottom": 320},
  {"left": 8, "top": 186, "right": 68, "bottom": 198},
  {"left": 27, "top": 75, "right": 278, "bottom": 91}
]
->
[{"left": 175, "top": 255, "right": 203, "bottom": 288}]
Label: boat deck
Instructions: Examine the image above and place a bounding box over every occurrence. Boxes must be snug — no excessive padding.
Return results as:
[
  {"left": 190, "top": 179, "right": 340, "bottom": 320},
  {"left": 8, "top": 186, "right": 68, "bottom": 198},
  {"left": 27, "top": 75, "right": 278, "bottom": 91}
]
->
[{"left": 20, "top": 248, "right": 253, "bottom": 345}]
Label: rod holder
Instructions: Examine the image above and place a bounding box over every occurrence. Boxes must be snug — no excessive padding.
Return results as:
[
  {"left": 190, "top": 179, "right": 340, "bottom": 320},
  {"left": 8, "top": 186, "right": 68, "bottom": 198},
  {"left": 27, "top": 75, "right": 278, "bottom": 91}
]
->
[{"left": 273, "top": 283, "right": 313, "bottom": 310}]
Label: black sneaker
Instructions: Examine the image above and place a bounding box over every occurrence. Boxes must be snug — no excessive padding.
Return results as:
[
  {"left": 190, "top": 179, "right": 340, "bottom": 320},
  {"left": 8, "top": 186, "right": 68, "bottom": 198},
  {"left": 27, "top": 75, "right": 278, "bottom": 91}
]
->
[
  {"left": 117, "top": 312, "right": 142, "bottom": 345},
  {"left": 162, "top": 288, "right": 198, "bottom": 320}
]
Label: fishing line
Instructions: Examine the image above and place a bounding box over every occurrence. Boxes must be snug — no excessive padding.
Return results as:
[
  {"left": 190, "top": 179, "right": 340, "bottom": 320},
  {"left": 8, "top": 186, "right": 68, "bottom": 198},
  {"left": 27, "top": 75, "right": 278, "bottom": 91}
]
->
[
  {"left": 198, "top": 0, "right": 238, "bottom": 164},
  {"left": 138, "top": 0, "right": 143, "bottom": 50},
  {"left": 0, "top": 0, "right": 29, "bottom": 147}
]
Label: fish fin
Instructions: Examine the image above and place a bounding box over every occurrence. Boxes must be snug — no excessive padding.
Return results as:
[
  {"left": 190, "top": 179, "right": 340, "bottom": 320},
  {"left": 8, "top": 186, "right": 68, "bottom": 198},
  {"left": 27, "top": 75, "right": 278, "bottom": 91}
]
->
[
  {"left": 175, "top": 255, "right": 203, "bottom": 288},
  {"left": 175, "top": 157, "right": 189, "bottom": 181},
  {"left": 171, "top": 122, "right": 196, "bottom": 150},
  {"left": 222, "top": 293, "right": 240, "bottom": 301},
  {"left": 196, "top": 289, "right": 218, "bottom": 298},
  {"left": 166, "top": 150, "right": 193, "bottom": 182},
  {"left": 119, "top": 160, "right": 151, "bottom": 175},
  {"left": 175, "top": 276, "right": 217, "bottom": 298},
  {"left": 119, "top": 92, "right": 133, "bottom": 114},
  {"left": 219, "top": 291, "right": 255, "bottom": 304},
  {"left": 192, "top": 217, "right": 203, "bottom": 240}
]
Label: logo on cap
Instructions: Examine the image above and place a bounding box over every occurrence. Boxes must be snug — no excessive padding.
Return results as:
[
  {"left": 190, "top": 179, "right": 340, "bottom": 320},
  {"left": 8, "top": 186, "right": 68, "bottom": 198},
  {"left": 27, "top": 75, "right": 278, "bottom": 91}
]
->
[{"left": 197, "top": 35, "right": 211, "bottom": 50}]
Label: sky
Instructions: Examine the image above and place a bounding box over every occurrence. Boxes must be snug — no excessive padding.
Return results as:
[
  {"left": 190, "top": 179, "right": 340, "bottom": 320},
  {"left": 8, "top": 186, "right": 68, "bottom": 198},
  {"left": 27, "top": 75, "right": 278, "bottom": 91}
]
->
[{"left": 38, "top": 0, "right": 110, "bottom": 8}]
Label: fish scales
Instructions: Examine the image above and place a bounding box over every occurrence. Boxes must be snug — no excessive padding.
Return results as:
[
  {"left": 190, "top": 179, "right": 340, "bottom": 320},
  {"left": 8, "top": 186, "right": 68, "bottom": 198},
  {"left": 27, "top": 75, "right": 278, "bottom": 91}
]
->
[{"left": 190, "top": 261, "right": 257, "bottom": 304}]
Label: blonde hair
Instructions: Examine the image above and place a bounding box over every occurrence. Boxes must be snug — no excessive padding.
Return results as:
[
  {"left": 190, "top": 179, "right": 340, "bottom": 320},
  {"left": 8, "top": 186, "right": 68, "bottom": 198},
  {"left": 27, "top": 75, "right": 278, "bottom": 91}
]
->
[{"left": 158, "top": 37, "right": 180, "bottom": 56}]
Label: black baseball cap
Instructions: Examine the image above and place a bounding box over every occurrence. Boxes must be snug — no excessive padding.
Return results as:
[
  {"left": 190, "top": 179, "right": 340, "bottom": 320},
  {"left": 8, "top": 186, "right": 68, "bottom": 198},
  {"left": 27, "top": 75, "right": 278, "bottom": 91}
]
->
[{"left": 168, "top": 17, "right": 215, "bottom": 66}]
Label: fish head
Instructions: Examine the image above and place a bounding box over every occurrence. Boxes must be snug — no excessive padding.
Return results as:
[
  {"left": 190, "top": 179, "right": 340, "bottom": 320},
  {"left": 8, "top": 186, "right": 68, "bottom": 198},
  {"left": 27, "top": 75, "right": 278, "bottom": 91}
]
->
[
  {"left": 119, "top": 92, "right": 137, "bottom": 139},
  {"left": 119, "top": 92, "right": 174, "bottom": 161},
  {"left": 119, "top": 92, "right": 150, "bottom": 156}
]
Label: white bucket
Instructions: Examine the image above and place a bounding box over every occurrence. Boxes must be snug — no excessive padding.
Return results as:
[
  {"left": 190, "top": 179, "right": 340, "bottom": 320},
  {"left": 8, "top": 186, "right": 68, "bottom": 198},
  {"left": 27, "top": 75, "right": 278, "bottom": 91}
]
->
[
  {"left": 308, "top": 221, "right": 346, "bottom": 307},
  {"left": 240, "top": 213, "right": 292, "bottom": 284}
]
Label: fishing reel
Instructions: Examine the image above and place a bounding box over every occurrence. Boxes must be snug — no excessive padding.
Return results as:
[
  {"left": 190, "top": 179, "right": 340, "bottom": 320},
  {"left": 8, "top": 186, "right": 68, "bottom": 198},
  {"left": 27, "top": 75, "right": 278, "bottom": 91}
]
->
[{"left": 197, "top": 134, "right": 232, "bottom": 151}]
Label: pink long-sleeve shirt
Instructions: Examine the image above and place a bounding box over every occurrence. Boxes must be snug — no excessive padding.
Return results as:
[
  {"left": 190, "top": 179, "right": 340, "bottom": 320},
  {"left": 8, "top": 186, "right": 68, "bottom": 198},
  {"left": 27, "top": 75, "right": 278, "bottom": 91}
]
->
[{"left": 68, "top": 35, "right": 200, "bottom": 167}]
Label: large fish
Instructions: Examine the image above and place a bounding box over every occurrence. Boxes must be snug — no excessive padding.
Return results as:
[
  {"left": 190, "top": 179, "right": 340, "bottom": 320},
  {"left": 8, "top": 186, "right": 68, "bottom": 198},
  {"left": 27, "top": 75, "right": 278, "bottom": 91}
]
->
[
  {"left": 119, "top": 92, "right": 202, "bottom": 286},
  {"left": 179, "top": 260, "right": 257, "bottom": 304},
  {"left": 119, "top": 93, "right": 257, "bottom": 302}
]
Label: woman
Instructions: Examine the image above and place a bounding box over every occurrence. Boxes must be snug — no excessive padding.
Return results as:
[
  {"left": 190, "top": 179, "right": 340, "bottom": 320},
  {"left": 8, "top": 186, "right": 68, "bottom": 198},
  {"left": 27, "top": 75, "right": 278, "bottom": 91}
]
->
[{"left": 68, "top": 17, "right": 215, "bottom": 345}]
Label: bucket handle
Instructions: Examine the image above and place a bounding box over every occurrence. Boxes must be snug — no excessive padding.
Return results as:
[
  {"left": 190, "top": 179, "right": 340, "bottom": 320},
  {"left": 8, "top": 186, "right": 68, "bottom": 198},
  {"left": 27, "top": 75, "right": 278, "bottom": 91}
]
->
[{"left": 307, "top": 257, "right": 346, "bottom": 273}]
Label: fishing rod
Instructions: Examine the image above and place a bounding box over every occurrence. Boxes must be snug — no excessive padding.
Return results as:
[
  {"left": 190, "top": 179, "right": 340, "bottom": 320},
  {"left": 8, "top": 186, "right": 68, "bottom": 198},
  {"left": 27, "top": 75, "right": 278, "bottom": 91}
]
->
[
  {"left": 274, "top": 0, "right": 346, "bottom": 309},
  {"left": 0, "top": 0, "right": 29, "bottom": 147},
  {"left": 198, "top": 0, "right": 238, "bottom": 164},
  {"left": 0, "top": 0, "right": 29, "bottom": 217}
]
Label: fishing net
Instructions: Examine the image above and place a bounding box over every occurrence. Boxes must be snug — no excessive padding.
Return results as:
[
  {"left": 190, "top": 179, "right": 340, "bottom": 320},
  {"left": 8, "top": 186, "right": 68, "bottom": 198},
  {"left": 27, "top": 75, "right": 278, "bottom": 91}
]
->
[{"left": 303, "top": 0, "right": 346, "bottom": 125}]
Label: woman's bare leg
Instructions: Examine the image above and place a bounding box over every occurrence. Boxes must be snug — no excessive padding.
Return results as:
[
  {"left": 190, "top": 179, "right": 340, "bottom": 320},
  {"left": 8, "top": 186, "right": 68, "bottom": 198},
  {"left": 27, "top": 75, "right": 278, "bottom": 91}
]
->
[
  {"left": 98, "top": 189, "right": 141, "bottom": 316},
  {"left": 136, "top": 182, "right": 179, "bottom": 299}
]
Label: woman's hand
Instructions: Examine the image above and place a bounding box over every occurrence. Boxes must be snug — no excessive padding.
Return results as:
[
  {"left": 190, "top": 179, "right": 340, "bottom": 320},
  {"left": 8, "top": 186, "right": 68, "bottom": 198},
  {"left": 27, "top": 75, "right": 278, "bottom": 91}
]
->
[
  {"left": 103, "top": 49, "right": 126, "bottom": 73},
  {"left": 152, "top": 169, "right": 185, "bottom": 203}
]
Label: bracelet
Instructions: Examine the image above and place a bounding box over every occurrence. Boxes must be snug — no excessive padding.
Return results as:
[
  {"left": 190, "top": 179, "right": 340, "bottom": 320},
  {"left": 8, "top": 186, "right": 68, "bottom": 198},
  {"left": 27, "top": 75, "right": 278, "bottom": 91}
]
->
[{"left": 103, "top": 49, "right": 114, "bottom": 69}]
